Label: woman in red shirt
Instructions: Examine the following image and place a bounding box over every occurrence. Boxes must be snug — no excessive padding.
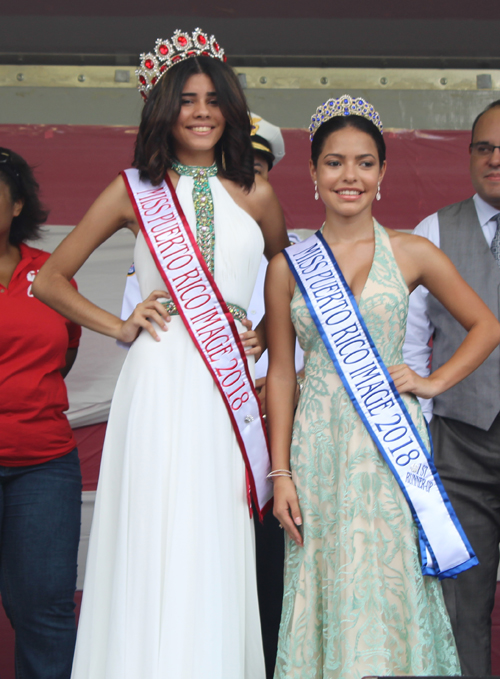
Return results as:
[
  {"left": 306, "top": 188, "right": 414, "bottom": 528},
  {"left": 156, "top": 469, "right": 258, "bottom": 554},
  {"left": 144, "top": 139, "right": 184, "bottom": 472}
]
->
[{"left": 0, "top": 148, "right": 82, "bottom": 679}]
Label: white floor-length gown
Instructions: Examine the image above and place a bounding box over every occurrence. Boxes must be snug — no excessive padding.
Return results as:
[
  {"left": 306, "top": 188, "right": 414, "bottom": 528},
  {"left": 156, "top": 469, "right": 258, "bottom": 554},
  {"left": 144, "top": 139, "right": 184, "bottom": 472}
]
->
[{"left": 71, "top": 174, "right": 266, "bottom": 679}]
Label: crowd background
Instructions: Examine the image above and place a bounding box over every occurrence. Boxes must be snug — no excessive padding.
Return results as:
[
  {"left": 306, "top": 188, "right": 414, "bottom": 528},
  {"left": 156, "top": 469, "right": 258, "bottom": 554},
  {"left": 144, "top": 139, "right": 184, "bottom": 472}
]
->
[{"left": 1, "top": 1, "right": 500, "bottom": 677}]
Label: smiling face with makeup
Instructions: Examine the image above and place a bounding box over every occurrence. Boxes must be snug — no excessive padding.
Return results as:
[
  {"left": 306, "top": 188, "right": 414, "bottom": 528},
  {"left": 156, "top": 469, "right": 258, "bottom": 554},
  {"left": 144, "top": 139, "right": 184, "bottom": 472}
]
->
[
  {"left": 134, "top": 57, "right": 255, "bottom": 188},
  {"left": 470, "top": 105, "right": 500, "bottom": 209},
  {"left": 310, "top": 122, "right": 386, "bottom": 223},
  {"left": 171, "top": 73, "right": 226, "bottom": 166}
]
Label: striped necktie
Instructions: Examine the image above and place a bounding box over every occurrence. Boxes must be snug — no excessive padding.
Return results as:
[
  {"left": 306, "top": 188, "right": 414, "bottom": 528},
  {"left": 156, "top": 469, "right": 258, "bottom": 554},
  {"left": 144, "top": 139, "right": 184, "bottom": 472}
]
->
[{"left": 491, "top": 214, "right": 500, "bottom": 268}]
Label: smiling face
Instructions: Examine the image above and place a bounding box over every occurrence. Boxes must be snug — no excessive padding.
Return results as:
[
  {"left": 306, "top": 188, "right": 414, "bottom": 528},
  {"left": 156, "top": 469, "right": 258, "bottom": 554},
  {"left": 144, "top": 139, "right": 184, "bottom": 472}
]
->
[
  {"left": 171, "top": 73, "right": 226, "bottom": 165},
  {"left": 470, "top": 106, "right": 500, "bottom": 209},
  {"left": 310, "top": 125, "right": 385, "bottom": 220}
]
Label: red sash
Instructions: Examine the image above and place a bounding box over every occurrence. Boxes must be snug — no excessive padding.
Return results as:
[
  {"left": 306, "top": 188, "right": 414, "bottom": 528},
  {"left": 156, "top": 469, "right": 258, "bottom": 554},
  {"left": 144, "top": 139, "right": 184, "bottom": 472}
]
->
[{"left": 122, "top": 169, "right": 272, "bottom": 519}]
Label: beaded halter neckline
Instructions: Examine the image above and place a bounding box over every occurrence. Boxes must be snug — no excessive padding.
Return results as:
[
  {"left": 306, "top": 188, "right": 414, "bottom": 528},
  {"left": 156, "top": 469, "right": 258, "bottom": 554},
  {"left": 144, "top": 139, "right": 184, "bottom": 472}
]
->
[{"left": 164, "top": 160, "right": 246, "bottom": 322}]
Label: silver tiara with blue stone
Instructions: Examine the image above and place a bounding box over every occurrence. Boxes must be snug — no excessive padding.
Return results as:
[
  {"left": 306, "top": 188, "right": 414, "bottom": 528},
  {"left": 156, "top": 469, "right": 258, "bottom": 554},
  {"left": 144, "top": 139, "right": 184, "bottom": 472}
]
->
[{"left": 309, "top": 95, "right": 383, "bottom": 140}]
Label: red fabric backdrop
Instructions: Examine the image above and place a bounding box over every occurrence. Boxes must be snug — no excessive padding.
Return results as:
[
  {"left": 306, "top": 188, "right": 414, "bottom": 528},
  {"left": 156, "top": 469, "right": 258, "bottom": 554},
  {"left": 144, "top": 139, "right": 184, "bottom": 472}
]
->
[
  {"left": 0, "top": 122, "right": 478, "bottom": 493},
  {"left": 0, "top": 124, "right": 474, "bottom": 231},
  {"left": 0, "top": 122, "right": 478, "bottom": 492}
]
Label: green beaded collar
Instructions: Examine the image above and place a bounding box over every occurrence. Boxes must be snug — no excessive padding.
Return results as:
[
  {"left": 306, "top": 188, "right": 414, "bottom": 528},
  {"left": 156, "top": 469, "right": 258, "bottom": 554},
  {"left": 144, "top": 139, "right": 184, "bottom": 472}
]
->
[
  {"left": 171, "top": 160, "right": 217, "bottom": 274},
  {"left": 171, "top": 160, "right": 218, "bottom": 179},
  {"left": 164, "top": 160, "right": 246, "bottom": 323}
]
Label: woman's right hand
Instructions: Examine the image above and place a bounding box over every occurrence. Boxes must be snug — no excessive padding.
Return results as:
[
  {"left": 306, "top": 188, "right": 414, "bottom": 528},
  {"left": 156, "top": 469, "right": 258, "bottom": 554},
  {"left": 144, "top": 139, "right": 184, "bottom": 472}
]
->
[
  {"left": 117, "top": 290, "right": 171, "bottom": 343},
  {"left": 273, "top": 476, "right": 303, "bottom": 546}
]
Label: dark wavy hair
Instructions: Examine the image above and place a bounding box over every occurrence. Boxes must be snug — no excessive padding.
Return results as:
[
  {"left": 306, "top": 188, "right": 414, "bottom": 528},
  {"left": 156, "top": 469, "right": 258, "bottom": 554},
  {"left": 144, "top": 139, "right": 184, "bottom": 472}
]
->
[
  {"left": 0, "top": 148, "right": 48, "bottom": 245},
  {"left": 311, "top": 115, "right": 386, "bottom": 167},
  {"left": 133, "top": 57, "right": 254, "bottom": 190}
]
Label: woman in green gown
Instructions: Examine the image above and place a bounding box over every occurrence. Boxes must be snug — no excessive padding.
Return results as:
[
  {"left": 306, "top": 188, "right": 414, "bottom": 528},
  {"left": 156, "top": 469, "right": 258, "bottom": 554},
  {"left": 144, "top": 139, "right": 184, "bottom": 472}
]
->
[{"left": 265, "top": 96, "right": 500, "bottom": 679}]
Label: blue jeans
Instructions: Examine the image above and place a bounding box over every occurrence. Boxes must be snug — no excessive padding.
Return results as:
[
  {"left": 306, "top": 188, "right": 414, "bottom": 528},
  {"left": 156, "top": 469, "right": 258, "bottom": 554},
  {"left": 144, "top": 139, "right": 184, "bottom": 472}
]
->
[{"left": 0, "top": 449, "right": 82, "bottom": 679}]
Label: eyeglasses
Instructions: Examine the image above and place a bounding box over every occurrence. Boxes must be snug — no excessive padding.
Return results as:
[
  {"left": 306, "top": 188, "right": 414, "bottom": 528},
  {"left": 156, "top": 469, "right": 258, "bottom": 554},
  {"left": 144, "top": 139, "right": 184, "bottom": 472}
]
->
[{"left": 469, "top": 142, "right": 500, "bottom": 157}]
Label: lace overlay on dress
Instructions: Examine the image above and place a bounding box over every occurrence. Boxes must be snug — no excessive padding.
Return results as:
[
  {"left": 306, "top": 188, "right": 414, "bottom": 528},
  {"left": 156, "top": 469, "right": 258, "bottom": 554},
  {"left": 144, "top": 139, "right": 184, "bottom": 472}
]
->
[{"left": 274, "top": 221, "right": 460, "bottom": 679}]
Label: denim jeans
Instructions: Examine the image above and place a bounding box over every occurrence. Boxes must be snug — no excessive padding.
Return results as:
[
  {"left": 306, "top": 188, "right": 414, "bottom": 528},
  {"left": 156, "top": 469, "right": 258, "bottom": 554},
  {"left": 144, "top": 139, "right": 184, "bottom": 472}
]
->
[{"left": 0, "top": 448, "right": 82, "bottom": 679}]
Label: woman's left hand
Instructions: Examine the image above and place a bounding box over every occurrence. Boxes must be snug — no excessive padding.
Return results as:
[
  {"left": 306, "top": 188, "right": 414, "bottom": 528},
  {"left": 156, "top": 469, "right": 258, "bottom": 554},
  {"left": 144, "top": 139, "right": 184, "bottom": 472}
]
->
[
  {"left": 387, "top": 363, "right": 441, "bottom": 399},
  {"left": 240, "top": 318, "right": 263, "bottom": 359}
]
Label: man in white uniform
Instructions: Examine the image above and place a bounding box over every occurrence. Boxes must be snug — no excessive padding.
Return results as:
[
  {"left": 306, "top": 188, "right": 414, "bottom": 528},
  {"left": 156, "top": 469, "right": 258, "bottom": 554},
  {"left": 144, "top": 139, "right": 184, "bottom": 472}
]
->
[
  {"left": 247, "top": 114, "right": 304, "bottom": 398},
  {"left": 403, "top": 100, "right": 500, "bottom": 675}
]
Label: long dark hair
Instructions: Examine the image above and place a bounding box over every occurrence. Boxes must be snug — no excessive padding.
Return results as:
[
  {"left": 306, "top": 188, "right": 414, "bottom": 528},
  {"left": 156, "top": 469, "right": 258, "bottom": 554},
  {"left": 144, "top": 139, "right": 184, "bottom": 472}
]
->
[
  {"left": 133, "top": 57, "right": 254, "bottom": 190},
  {"left": 311, "top": 115, "right": 386, "bottom": 167},
  {"left": 0, "top": 148, "right": 48, "bottom": 245}
]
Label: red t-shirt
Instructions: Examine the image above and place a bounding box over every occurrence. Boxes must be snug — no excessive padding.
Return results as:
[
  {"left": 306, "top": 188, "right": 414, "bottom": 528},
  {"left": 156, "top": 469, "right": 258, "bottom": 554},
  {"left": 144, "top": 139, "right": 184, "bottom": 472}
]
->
[{"left": 0, "top": 244, "right": 81, "bottom": 466}]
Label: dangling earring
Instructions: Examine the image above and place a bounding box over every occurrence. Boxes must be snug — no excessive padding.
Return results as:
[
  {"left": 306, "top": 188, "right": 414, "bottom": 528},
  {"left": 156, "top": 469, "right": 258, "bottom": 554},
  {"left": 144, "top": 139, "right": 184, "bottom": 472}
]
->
[
  {"left": 376, "top": 183, "right": 381, "bottom": 201},
  {"left": 314, "top": 181, "right": 319, "bottom": 201}
]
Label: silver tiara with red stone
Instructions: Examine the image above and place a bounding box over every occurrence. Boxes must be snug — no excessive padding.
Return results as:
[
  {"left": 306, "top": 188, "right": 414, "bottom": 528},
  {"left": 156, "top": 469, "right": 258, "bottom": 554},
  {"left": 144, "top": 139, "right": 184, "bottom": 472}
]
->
[
  {"left": 309, "top": 95, "right": 383, "bottom": 140},
  {"left": 136, "top": 28, "right": 227, "bottom": 100}
]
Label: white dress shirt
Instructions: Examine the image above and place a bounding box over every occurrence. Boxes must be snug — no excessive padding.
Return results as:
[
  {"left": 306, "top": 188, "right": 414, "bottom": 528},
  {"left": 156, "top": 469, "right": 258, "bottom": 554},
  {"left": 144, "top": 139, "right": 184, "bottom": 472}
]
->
[{"left": 403, "top": 194, "right": 499, "bottom": 421}]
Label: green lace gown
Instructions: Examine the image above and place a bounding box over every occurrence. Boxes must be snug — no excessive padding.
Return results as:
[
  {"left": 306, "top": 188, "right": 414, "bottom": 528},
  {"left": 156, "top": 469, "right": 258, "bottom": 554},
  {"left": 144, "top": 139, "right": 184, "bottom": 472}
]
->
[{"left": 274, "top": 221, "right": 461, "bottom": 679}]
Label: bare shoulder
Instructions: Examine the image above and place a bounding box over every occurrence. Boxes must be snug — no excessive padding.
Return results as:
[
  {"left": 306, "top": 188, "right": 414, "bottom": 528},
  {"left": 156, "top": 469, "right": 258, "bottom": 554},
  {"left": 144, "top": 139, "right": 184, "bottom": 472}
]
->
[
  {"left": 81, "top": 173, "right": 139, "bottom": 235},
  {"left": 384, "top": 226, "right": 452, "bottom": 290},
  {"left": 385, "top": 227, "right": 439, "bottom": 257},
  {"left": 249, "top": 173, "right": 275, "bottom": 201},
  {"left": 268, "top": 251, "right": 289, "bottom": 274},
  {"left": 101, "top": 173, "right": 137, "bottom": 221},
  {"left": 98, "top": 173, "right": 131, "bottom": 204}
]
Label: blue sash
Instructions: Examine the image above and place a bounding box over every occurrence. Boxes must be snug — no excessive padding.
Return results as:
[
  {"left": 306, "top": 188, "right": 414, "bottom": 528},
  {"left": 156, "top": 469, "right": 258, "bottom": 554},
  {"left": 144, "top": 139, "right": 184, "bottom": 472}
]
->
[{"left": 284, "top": 230, "right": 478, "bottom": 579}]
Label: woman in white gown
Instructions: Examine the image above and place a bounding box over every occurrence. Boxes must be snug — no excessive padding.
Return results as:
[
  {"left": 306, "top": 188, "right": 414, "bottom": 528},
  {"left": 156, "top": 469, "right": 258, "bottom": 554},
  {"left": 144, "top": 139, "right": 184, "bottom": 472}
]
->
[{"left": 33, "top": 29, "right": 288, "bottom": 679}]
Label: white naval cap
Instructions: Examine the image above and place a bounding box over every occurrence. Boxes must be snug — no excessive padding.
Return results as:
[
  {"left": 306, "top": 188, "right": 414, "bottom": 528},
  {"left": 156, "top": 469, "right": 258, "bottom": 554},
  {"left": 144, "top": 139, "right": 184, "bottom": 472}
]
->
[{"left": 249, "top": 113, "right": 285, "bottom": 169}]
